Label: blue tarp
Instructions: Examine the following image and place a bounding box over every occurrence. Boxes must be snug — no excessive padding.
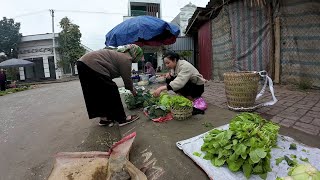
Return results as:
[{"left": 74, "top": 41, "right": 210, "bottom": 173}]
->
[{"left": 105, "top": 16, "right": 180, "bottom": 47}]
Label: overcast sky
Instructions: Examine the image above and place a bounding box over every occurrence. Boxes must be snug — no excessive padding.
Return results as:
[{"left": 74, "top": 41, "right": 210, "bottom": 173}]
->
[{"left": 1, "top": 0, "right": 209, "bottom": 50}]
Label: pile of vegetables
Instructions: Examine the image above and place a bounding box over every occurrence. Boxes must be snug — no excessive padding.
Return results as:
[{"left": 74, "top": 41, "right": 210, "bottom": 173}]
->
[
  {"left": 124, "top": 90, "right": 158, "bottom": 110},
  {"left": 125, "top": 90, "right": 169, "bottom": 119},
  {"left": 277, "top": 163, "right": 320, "bottom": 180},
  {"left": 125, "top": 91, "right": 193, "bottom": 119},
  {"left": 144, "top": 105, "right": 170, "bottom": 119},
  {"left": 159, "top": 93, "right": 192, "bottom": 109},
  {"left": 200, "top": 113, "right": 280, "bottom": 179}
]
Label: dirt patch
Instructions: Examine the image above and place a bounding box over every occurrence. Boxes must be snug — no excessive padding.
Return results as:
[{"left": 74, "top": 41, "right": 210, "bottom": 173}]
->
[{"left": 92, "top": 166, "right": 108, "bottom": 180}]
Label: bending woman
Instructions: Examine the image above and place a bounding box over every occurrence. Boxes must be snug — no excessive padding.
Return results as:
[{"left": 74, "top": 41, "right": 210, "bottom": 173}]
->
[{"left": 77, "top": 44, "right": 144, "bottom": 126}]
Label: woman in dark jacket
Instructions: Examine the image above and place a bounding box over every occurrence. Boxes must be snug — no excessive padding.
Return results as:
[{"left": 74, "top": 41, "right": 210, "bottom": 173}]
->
[
  {"left": 0, "top": 69, "right": 7, "bottom": 91},
  {"left": 77, "top": 44, "right": 144, "bottom": 127}
]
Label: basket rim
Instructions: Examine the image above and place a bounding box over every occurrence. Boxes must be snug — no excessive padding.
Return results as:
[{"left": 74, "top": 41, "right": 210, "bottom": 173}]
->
[{"left": 223, "top": 71, "right": 259, "bottom": 76}]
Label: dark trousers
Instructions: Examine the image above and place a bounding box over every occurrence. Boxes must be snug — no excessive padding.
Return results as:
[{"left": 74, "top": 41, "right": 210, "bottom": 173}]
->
[
  {"left": 166, "top": 77, "right": 204, "bottom": 98},
  {"left": 77, "top": 61, "right": 126, "bottom": 122},
  {"left": 0, "top": 82, "right": 5, "bottom": 91}
]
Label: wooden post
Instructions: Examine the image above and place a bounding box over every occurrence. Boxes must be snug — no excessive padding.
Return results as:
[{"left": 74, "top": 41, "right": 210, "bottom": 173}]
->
[{"left": 274, "top": 16, "right": 281, "bottom": 84}]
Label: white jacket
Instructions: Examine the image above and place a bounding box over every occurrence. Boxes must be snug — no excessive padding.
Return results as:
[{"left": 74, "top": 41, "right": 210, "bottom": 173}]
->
[{"left": 169, "top": 60, "right": 206, "bottom": 91}]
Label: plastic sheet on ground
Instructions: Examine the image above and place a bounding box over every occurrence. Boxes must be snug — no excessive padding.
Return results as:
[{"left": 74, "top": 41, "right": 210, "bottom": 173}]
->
[{"left": 176, "top": 124, "right": 320, "bottom": 180}]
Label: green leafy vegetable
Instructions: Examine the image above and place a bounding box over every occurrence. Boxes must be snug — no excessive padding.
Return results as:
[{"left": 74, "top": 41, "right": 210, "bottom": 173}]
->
[
  {"left": 290, "top": 154, "right": 297, "bottom": 159},
  {"left": 299, "top": 157, "right": 309, "bottom": 162},
  {"left": 200, "top": 113, "right": 280, "bottom": 178},
  {"left": 202, "top": 122, "right": 214, "bottom": 128},
  {"left": 159, "top": 93, "right": 172, "bottom": 108},
  {"left": 145, "top": 105, "right": 169, "bottom": 119},
  {"left": 289, "top": 143, "right": 297, "bottom": 150},
  {"left": 278, "top": 163, "right": 320, "bottom": 180},
  {"left": 302, "top": 149, "right": 308, "bottom": 153},
  {"left": 159, "top": 94, "right": 192, "bottom": 109},
  {"left": 285, "top": 155, "right": 297, "bottom": 167},
  {"left": 276, "top": 157, "right": 285, "bottom": 165},
  {"left": 125, "top": 90, "right": 159, "bottom": 109},
  {"left": 193, "top": 152, "right": 202, "bottom": 157},
  {"left": 170, "top": 95, "right": 192, "bottom": 108}
]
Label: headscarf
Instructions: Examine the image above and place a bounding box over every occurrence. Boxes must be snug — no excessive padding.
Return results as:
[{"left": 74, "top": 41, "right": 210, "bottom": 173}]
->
[
  {"left": 117, "top": 44, "right": 144, "bottom": 63},
  {"left": 145, "top": 62, "right": 152, "bottom": 68},
  {"left": 145, "top": 62, "right": 156, "bottom": 76}
]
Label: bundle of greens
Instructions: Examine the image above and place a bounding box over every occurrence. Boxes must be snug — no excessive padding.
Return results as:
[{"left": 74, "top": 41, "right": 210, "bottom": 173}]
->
[
  {"left": 170, "top": 95, "right": 193, "bottom": 109},
  {"left": 159, "top": 93, "right": 172, "bottom": 108},
  {"left": 200, "top": 113, "right": 280, "bottom": 179},
  {"left": 144, "top": 105, "right": 170, "bottom": 119},
  {"left": 142, "top": 95, "right": 159, "bottom": 108},
  {"left": 159, "top": 94, "right": 192, "bottom": 109},
  {"left": 124, "top": 90, "right": 158, "bottom": 109}
]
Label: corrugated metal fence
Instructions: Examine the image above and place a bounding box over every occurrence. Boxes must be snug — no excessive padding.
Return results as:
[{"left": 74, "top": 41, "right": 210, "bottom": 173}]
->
[
  {"left": 280, "top": 0, "right": 320, "bottom": 87},
  {"left": 166, "top": 36, "right": 195, "bottom": 65}
]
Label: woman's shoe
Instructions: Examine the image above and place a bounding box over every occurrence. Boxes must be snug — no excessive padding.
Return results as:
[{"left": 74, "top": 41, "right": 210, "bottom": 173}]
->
[
  {"left": 118, "top": 115, "right": 139, "bottom": 127},
  {"left": 99, "top": 119, "right": 114, "bottom": 127}
]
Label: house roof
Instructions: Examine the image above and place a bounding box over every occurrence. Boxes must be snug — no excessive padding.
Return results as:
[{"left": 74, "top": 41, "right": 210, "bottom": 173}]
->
[
  {"left": 185, "top": 0, "right": 233, "bottom": 35},
  {"left": 171, "top": 13, "right": 181, "bottom": 27},
  {"left": 20, "top": 33, "right": 93, "bottom": 52},
  {"left": 81, "top": 44, "right": 93, "bottom": 52},
  {"left": 21, "top": 33, "right": 59, "bottom": 42},
  {"left": 185, "top": 0, "right": 271, "bottom": 35}
]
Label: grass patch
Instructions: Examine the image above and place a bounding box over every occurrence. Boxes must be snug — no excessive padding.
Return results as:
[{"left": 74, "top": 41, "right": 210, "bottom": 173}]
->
[
  {"left": 0, "top": 86, "right": 30, "bottom": 96},
  {"left": 297, "top": 80, "right": 313, "bottom": 90}
]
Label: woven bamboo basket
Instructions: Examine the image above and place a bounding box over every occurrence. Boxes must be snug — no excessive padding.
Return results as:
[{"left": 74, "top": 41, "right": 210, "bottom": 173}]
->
[
  {"left": 223, "top": 71, "right": 260, "bottom": 110},
  {"left": 171, "top": 106, "right": 193, "bottom": 120}
]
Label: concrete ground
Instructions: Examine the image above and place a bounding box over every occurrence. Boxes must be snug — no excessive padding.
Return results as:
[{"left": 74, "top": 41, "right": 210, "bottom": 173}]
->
[
  {"left": 0, "top": 81, "right": 120, "bottom": 180},
  {"left": 0, "top": 79, "right": 319, "bottom": 180}
]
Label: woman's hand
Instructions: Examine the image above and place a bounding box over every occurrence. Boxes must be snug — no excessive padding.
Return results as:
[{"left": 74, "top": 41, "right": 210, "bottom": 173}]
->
[
  {"left": 165, "top": 73, "right": 171, "bottom": 79},
  {"left": 153, "top": 86, "right": 167, "bottom": 97},
  {"left": 131, "top": 89, "right": 137, "bottom": 96},
  {"left": 153, "top": 88, "right": 162, "bottom": 97}
]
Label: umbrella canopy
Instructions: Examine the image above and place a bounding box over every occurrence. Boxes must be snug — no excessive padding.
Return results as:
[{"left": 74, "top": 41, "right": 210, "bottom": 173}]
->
[
  {"left": 105, "top": 16, "right": 180, "bottom": 47},
  {"left": 0, "top": 58, "right": 34, "bottom": 68}
]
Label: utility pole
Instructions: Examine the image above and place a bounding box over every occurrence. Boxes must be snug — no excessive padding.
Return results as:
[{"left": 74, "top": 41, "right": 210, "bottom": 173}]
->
[{"left": 50, "top": 9, "right": 60, "bottom": 79}]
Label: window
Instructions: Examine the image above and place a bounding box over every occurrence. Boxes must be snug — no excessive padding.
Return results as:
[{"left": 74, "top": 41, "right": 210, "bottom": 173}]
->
[{"left": 131, "top": 5, "right": 147, "bottom": 16}]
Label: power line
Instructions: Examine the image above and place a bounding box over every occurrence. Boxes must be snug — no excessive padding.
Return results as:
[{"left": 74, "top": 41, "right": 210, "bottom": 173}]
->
[
  {"left": 12, "top": 9, "right": 126, "bottom": 19},
  {"left": 54, "top": 10, "right": 126, "bottom": 15},
  {"left": 13, "top": 10, "right": 48, "bottom": 18}
]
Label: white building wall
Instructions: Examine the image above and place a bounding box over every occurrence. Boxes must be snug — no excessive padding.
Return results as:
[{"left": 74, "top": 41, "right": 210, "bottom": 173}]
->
[
  {"left": 19, "top": 67, "right": 25, "bottom": 80},
  {"left": 179, "top": 3, "right": 197, "bottom": 36},
  {"left": 129, "top": 0, "right": 160, "bottom": 3},
  {"left": 43, "top": 56, "right": 50, "bottom": 78},
  {"left": 17, "top": 38, "right": 64, "bottom": 80},
  {"left": 157, "top": 49, "right": 163, "bottom": 69},
  {"left": 18, "top": 40, "right": 55, "bottom": 59}
]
